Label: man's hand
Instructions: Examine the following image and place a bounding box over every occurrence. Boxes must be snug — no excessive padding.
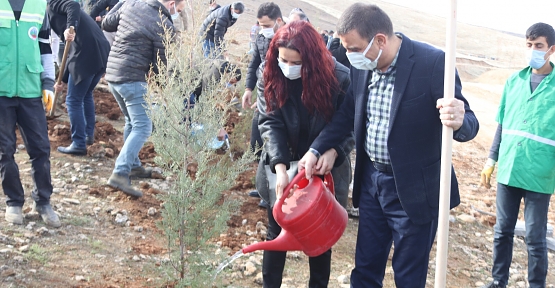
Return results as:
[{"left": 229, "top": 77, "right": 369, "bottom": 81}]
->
[
  {"left": 95, "top": 16, "right": 102, "bottom": 22},
  {"left": 42, "top": 90, "right": 54, "bottom": 113},
  {"left": 480, "top": 158, "right": 496, "bottom": 189},
  {"left": 436, "top": 98, "right": 465, "bottom": 130},
  {"left": 299, "top": 151, "right": 318, "bottom": 180},
  {"left": 313, "top": 148, "right": 338, "bottom": 175},
  {"left": 64, "top": 28, "right": 75, "bottom": 42},
  {"left": 242, "top": 89, "right": 257, "bottom": 109},
  {"left": 274, "top": 163, "right": 290, "bottom": 200},
  {"left": 54, "top": 81, "right": 66, "bottom": 95}
]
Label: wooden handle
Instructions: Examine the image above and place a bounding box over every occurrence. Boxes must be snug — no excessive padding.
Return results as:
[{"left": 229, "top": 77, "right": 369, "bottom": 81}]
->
[{"left": 49, "top": 26, "right": 74, "bottom": 117}]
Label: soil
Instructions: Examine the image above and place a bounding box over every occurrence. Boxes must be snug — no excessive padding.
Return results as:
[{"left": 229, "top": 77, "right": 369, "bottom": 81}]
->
[{"left": 1, "top": 1, "right": 555, "bottom": 288}]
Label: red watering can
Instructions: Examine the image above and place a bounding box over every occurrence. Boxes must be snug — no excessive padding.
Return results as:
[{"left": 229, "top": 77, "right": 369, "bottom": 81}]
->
[{"left": 242, "top": 169, "right": 348, "bottom": 257}]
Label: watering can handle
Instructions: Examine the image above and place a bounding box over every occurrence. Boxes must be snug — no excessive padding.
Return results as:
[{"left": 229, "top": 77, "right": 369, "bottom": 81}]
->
[{"left": 275, "top": 169, "right": 335, "bottom": 208}]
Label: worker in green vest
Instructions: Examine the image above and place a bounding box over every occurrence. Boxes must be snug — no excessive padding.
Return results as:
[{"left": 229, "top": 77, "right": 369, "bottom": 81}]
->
[
  {"left": 480, "top": 22, "right": 555, "bottom": 288},
  {"left": 0, "top": 0, "right": 61, "bottom": 228}
]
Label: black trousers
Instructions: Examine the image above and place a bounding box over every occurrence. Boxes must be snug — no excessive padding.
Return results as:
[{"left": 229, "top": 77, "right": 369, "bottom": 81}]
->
[
  {"left": 0, "top": 97, "right": 53, "bottom": 207},
  {"left": 262, "top": 206, "right": 332, "bottom": 288},
  {"left": 250, "top": 110, "right": 263, "bottom": 159}
]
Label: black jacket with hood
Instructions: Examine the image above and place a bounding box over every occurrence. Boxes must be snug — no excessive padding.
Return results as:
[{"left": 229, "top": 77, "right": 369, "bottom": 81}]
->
[{"left": 199, "top": 4, "right": 237, "bottom": 47}]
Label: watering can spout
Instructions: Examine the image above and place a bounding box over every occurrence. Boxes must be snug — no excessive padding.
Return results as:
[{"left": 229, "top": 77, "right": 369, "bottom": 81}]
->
[{"left": 241, "top": 230, "right": 304, "bottom": 254}]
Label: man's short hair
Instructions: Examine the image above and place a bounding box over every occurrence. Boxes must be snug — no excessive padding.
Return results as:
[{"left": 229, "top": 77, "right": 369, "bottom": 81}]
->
[
  {"left": 257, "top": 2, "right": 282, "bottom": 21},
  {"left": 336, "top": 3, "right": 393, "bottom": 41},
  {"left": 289, "top": 8, "right": 309, "bottom": 22},
  {"left": 526, "top": 22, "right": 555, "bottom": 47},
  {"left": 231, "top": 2, "right": 245, "bottom": 14}
]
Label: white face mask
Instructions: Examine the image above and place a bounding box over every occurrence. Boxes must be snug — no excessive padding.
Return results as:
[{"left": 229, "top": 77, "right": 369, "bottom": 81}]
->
[
  {"left": 346, "top": 36, "right": 382, "bottom": 70},
  {"left": 259, "top": 22, "right": 277, "bottom": 39},
  {"left": 231, "top": 11, "right": 241, "bottom": 19},
  {"left": 277, "top": 58, "right": 302, "bottom": 80},
  {"left": 170, "top": 4, "right": 179, "bottom": 20}
]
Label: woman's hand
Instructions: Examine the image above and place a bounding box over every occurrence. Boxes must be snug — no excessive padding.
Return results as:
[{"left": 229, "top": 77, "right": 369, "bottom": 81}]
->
[
  {"left": 314, "top": 148, "right": 338, "bottom": 175},
  {"left": 274, "top": 163, "right": 290, "bottom": 200}
]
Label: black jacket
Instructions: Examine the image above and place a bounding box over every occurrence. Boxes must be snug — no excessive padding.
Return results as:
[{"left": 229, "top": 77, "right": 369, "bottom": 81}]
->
[
  {"left": 245, "top": 34, "right": 270, "bottom": 90},
  {"left": 255, "top": 59, "right": 355, "bottom": 206},
  {"left": 89, "top": 0, "right": 119, "bottom": 21},
  {"left": 102, "top": 0, "right": 176, "bottom": 83},
  {"left": 199, "top": 4, "right": 237, "bottom": 47},
  {"left": 328, "top": 37, "right": 350, "bottom": 69},
  {"left": 48, "top": 0, "right": 110, "bottom": 84}
]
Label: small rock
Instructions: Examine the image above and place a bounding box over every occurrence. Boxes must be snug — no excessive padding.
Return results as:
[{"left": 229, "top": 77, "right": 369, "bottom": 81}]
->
[
  {"left": 17, "top": 144, "right": 26, "bottom": 150},
  {"left": 75, "top": 275, "right": 86, "bottom": 281},
  {"left": 337, "top": 275, "right": 350, "bottom": 284},
  {"left": 254, "top": 272, "right": 263, "bottom": 285},
  {"left": 244, "top": 261, "right": 257, "bottom": 276},
  {"left": 132, "top": 255, "right": 141, "bottom": 262},
  {"left": 18, "top": 245, "right": 29, "bottom": 252},
  {"left": 115, "top": 214, "right": 128, "bottom": 225},
  {"left": 77, "top": 185, "right": 89, "bottom": 190},
  {"left": 13, "top": 256, "right": 24, "bottom": 263},
  {"left": 105, "top": 148, "right": 114, "bottom": 158},
  {"left": 134, "top": 226, "right": 144, "bottom": 232},
  {"left": 28, "top": 269, "right": 37, "bottom": 273},
  {"left": 71, "top": 176, "right": 79, "bottom": 183},
  {"left": 0, "top": 248, "right": 11, "bottom": 254},
  {"left": 36, "top": 227, "right": 49, "bottom": 235},
  {"left": 147, "top": 207, "right": 157, "bottom": 216},
  {"left": 1, "top": 269, "right": 16, "bottom": 277},
  {"left": 242, "top": 219, "right": 248, "bottom": 226},
  {"left": 475, "top": 282, "right": 485, "bottom": 287},
  {"left": 64, "top": 162, "right": 71, "bottom": 168},
  {"left": 63, "top": 198, "right": 81, "bottom": 205},
  {"left": 456, "top": 214, "right": 476, "bottom": 223}
]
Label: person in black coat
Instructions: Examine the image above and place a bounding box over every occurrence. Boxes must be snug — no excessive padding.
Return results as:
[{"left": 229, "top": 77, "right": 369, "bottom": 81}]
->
[
  {"left": 89, "top": 0, "right": 119, "bottom": 45},
  {"left": 328, "top": 32, "right": 351, "bottom": 69},
  {"left": 199, "top": 1, "right": 244, "bottom": 58},
  {"left": 48, "top": 0, "right": 110, "bottom": 155}
]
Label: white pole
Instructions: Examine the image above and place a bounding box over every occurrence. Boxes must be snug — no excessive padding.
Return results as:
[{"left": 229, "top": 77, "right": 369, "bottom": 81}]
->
[{"left": 434, "top": 0, "right": 457, "bottom": 287}]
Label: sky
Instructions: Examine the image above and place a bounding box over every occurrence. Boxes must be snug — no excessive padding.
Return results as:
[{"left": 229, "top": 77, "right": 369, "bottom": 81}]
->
[{"left": 381, "top": 0, "right": 554, "bottom": 35}]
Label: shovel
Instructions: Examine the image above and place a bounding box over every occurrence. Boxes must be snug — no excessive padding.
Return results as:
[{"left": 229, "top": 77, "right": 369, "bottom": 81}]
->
[{"left": 48, "top": 26, "right": 74, "bottom": 119}]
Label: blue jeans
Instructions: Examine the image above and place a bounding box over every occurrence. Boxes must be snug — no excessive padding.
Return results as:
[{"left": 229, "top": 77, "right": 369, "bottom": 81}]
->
[
  {"left": 351, "top": 156, "right": 437, "bottom": 288},
  {"left": 492, "top": 183, "right": 551, "bottom": 288},
  {"left": 202, "top": 39, "right": 216, "bottom": 58},
  {"left": 108, "top": 82, "right": 152, "bottom": 175},
  {"left": 66, "top": 71, "right": 103, "bottom": 148},
  {"left": 0, "top": 97, "right": 53, "bottom": 206}
]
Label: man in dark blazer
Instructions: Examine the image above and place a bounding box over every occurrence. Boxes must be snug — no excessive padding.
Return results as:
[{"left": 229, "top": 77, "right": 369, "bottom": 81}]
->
[
  {"left": 299, "top": 3, "right": 479, "bottom": 287},
  {"left": 49, "top": 0, "right": 110, "bottom": 155}
]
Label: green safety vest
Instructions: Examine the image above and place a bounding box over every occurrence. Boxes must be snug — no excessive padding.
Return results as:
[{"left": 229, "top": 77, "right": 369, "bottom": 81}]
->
[
  {"left": 496, "top": 63, "right": 555, "bottom": 194},
  {"left": 0, "top": 0, "right": 46, "bottom": 98}
]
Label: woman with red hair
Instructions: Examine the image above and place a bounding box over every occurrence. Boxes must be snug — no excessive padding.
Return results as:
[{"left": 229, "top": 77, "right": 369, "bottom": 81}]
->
[{"left": 255, "top": 20, "right": 354, "bottom": 287}]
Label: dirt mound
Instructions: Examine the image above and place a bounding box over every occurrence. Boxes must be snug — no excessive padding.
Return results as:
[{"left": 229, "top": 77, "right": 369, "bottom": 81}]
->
[
  {"left": 139, "top": 143, "right": 157, "bottom": 164},
  {"left": 47, "top": 119, "right": 72, "bottom": 147},
  {"left": 94, "top": 90, "right": 122, "bottom": 120}
]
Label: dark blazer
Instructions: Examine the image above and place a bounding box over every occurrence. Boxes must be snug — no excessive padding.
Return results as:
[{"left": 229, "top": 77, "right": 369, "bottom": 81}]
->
[
  {"left": 48, "top": 0, "right": 110, "bottom": 84},
  {"left": 311, "top": 34, "right": 479, "bottom": 225}
]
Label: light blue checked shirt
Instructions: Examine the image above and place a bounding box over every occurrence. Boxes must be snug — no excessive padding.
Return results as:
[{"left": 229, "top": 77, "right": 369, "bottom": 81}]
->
[{"left": 365, "top": 38, "right": 402, "bottom": 164}]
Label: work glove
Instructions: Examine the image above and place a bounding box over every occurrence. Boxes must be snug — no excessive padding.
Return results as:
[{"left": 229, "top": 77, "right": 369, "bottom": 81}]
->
[
  {"left": 480, "top": 158, "right": 496, "bottom": 189},
  {"left": 42, "top": 90, "right": 54, "bottom": 113}
]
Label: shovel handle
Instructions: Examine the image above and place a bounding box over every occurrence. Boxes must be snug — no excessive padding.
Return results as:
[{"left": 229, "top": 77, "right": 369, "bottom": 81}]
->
[{"left": 50, "top": 26, "right": 74, "bottom": 117}]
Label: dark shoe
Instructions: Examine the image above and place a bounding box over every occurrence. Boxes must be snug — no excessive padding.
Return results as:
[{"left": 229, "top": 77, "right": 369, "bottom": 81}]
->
[
  {"left": 35, "top": 204, "right": 61, "bottom": 228},
  {"left": 107, "top": 173, "right": 143, "bottom": 197},
  {"left": 129, "top": 166, "right": 153, "bottom": 178},
  {"left": 57, "top": 144, "right": 87, "bottom": 155},
  {"left": 5, "top": 206, "right": 23, "bottom": 225},
  {"left": 86, "top": 136, "right": 94, "bottom": 145},
  {"left": 258, "top": 199, "right": 269, "bottom": 209},
  {"left": 480, "top": 281, "right": 505, "bottom": 288},
  {"left": 248, "top": 190, "right": 261, "bottom": 198}
]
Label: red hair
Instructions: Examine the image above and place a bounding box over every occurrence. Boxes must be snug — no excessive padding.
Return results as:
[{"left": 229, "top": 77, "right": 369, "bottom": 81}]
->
[{"left": 263, "top": 21, "right": 338, "bottom": 121}]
